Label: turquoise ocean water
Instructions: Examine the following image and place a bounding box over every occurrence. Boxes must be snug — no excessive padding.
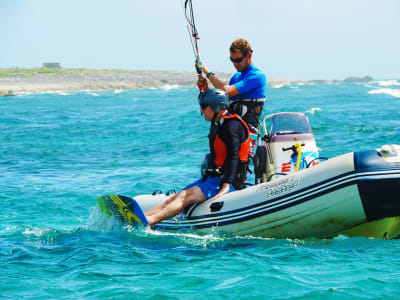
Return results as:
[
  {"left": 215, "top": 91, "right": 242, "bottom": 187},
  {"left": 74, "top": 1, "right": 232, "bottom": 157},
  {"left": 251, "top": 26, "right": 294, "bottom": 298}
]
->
[{"left": 1, "top": 81, "right": 400, "bottom": 299}]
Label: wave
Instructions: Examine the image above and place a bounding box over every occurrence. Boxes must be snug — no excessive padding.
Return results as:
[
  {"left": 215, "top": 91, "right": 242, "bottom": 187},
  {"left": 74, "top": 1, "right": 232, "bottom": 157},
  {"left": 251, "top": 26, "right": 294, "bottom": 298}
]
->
[
  {"left": 377, "top": 80, "right": 400, "bottom": 87},
  {"left": 22, "top": 226, "right": 59, "bottom": 237},
  {"left": 270, "top": 83, "right": 287, "bottom": 89},
  {"left": 306, "top": 107, "right": 322, "bottom": 114},
  {"left": 15, "top": 91, "right": 34, "bottom": 96},
  {"left": 14, "top": 90, "right": 71, "bottom": 96},
  {"left": 160, "top": 84, "right": 181, "bottom": 91},
  {"left": 44, "top": 91, "right": 70, "bottom": 96},
  {"left": 270, "top": 82, "right": 301, "bottom": 89},
  {"left": 86, "top": 91, "right": 100, "bottom": 96},
  {"left": 368, "top": 88, "right": 400, "bottom": 98}
]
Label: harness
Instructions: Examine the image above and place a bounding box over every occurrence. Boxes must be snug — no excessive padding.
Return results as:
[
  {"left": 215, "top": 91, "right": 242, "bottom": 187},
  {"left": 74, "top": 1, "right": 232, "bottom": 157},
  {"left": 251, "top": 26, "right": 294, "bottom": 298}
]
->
[
  {"left": 235, "top": 98, "right": 266, "bottom": 104},
  {"left": 229, "top": 98, "right": 266, "bottom": 130},
  {"left": 202, "top": 167, "right": 223, "bottom": 178}
]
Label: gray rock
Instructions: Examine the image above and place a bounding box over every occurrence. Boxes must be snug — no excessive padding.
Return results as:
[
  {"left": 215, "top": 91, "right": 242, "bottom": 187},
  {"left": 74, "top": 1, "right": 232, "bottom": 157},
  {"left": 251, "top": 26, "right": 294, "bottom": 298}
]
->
[{"left": 343, "top": 76, "right": 374, "bottom": 83}]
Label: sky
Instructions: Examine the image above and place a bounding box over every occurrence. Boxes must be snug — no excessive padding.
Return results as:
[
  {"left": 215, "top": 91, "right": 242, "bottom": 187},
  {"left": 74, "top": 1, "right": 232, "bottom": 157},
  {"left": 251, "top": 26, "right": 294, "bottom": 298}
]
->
[{"left": 1, "top": 0, "right": 399, "bottom": 80}]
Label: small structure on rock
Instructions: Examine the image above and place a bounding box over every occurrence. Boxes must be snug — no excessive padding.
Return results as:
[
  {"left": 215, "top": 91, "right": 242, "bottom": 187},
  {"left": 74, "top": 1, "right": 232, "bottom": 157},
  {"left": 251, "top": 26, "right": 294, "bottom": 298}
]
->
[{"left": 42, "top": 62, "right": 61, "bottom": 68}]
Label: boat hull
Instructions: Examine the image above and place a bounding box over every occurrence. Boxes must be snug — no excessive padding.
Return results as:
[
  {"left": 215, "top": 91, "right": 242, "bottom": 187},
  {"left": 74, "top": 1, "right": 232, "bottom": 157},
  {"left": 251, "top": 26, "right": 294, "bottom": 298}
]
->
[{"left": 132, "top": 148, "right": 400, "bottom": 239}]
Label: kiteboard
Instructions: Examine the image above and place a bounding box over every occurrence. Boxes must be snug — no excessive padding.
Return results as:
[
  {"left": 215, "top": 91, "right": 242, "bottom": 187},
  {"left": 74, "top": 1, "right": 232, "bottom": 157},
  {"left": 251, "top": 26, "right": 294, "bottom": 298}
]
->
[{"left": 96, "top": 195, "right": 148, "bottom": 228}]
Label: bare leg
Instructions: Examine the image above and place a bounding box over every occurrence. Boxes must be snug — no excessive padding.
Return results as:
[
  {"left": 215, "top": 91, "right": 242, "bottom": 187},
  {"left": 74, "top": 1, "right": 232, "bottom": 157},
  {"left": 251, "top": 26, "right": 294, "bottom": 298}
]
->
[
  {"left": 145, "top": 193, "right": 179, "bottom": 217},
  {"left": 145, "top": 186, "right": 206, "bottom": 228}
]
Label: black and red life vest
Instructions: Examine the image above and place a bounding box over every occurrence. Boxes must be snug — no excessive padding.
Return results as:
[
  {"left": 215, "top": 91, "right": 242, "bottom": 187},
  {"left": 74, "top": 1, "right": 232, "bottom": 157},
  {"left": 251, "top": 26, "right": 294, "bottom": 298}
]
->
[{"left": 211, "top": 114, "right": 250, "bottom": 168}]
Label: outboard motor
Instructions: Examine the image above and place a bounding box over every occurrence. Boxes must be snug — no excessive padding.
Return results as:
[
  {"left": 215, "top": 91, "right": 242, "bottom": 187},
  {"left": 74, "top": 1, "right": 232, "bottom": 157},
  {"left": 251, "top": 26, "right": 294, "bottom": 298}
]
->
[{"left": 257, "top": 112, "right": 320, "bottom": 182}]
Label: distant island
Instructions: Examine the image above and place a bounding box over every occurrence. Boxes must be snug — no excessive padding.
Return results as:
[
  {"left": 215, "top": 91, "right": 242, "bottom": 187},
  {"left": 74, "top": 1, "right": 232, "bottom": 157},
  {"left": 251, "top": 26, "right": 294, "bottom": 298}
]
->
[{"left": 0, "top": 68, "right": 375, "bottom": 95}]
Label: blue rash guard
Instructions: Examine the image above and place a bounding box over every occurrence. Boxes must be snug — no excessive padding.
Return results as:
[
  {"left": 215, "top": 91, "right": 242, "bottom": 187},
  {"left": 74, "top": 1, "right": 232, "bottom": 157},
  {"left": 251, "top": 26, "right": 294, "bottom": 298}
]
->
[{"left": 229, "top": 64, "right": 267, "bottom": 101}]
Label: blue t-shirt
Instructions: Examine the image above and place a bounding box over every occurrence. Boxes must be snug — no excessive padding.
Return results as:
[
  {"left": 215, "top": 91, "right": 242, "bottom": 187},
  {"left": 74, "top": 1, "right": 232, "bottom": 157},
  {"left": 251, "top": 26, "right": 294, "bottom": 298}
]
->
[{"left": 229, "top": 64, "right": 267, "bottom": 101}]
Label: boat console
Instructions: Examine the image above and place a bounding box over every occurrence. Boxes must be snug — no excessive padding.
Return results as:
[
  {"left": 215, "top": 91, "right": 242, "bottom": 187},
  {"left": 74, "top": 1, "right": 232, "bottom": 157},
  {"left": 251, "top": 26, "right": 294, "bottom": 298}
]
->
[{"left": 255, "top": 112, "right": 321, "bottom": 182}]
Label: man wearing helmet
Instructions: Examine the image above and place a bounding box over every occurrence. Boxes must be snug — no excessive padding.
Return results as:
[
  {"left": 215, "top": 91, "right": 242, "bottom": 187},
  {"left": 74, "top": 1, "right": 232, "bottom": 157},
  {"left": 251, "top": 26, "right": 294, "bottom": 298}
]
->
[
  {"left": 198, "top": 38, "right": 267, "bottom": 131},
  {"left": 145, "top": 89, "right": 250, "bottom": 228}
]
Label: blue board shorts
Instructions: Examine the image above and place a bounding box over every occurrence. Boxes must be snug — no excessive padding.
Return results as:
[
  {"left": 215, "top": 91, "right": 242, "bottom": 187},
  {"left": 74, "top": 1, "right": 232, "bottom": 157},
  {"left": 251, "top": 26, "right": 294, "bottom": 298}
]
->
[{"left": 183, "top": 176, "right": 236, "bottom": 199}]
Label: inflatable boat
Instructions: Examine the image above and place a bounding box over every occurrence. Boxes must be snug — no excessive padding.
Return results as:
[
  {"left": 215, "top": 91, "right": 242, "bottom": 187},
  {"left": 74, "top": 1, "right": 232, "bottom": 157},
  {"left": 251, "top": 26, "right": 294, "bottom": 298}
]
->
[{"left": 97, "top": 112, "right": 400, "bottom": 239}]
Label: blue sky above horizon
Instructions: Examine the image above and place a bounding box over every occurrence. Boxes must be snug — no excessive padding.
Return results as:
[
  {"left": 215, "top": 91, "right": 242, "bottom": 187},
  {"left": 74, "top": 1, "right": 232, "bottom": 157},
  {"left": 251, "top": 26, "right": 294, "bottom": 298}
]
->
[{"left": 1, "top": 0, "right": 399, "bottom": 80}]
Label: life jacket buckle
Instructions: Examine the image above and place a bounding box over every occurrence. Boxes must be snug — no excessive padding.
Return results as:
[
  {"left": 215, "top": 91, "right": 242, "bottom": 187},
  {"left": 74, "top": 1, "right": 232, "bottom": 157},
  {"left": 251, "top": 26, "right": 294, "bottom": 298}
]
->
[
  {"left": 205, "top": 167, "right": 222, "bottom": 177},
  {"left": 202, "top": 167, "right": 223, "bottom": 182}
]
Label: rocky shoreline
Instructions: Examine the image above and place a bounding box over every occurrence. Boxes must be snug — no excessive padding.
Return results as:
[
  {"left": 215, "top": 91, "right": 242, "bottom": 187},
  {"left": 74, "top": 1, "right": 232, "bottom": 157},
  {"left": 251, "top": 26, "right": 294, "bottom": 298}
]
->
[{"left": 0, "top": 68, "right": 374, "bottom": 95}]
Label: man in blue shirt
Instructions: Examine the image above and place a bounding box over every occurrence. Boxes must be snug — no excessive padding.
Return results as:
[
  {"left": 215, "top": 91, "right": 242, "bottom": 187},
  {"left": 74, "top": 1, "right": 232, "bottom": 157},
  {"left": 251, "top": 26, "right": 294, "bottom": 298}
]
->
[{"left": 198, "top": 39, "right": 267, "bottom": 130}]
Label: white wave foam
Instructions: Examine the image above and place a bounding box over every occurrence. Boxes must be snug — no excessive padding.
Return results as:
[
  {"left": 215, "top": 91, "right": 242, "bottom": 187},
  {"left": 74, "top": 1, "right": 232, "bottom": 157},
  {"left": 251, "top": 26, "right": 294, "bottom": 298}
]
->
[
  {"left": 134, "top": 226, "right": 227, "bottom": 248},
  {"left": 270, "top": 83, "right": 286, "bottom": 89},
  {"left": 363, "top": 83, "right": 376, "bottom": 89},
  {"left": 306, "top": 107, "right": 322, "bottom": 114},
  {"left": 14, "top": 91, "right": 70, "bottom": 96},
  {"left": 86, "top": 91, "right": 100, "bottom": 96},
  {"left": 161, "top": 84, "right": 180, "bottom": 91},
  {"left": 53, "top": 91, "right": 70, "bottom": 96},
  {"left": 85, "top": 205, "right": 128, "bottom": 232},
  {"left": 378, "top": 80, "right": 400, "bottom": 87},
  {"left": 270, "top": 81, "right": 303, "bottom": 89},
  {"left": 37, "top": 90, "right": 71, "bottom": 95},
  {"left": 369, "top": 88, "right": 400, "bottom": 98},
  {"left": 0, "top": 226, "right": 18, "bottom": 234},
  {"left": 15, "top": 92, "right": 34, "bottom": 96},
  {"left": 22, "top": 226, "right": 55, "bottom": 237}
]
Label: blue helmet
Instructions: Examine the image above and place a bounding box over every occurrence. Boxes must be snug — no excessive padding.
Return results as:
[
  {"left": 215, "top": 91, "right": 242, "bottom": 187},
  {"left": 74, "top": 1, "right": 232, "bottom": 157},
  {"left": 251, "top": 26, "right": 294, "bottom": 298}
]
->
[{"left": 199, "top": 88, "right": 229, "bottom": 113}]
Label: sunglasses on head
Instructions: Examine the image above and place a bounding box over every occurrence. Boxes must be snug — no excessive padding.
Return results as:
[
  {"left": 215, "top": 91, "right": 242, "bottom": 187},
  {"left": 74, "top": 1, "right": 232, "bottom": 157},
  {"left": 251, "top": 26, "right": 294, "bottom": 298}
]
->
[
  {"left": 229, "top": 55, "right": 246, "bottom": 63},
  {"left": 200, "top": 103, "right": 208, "bottom": 110}
]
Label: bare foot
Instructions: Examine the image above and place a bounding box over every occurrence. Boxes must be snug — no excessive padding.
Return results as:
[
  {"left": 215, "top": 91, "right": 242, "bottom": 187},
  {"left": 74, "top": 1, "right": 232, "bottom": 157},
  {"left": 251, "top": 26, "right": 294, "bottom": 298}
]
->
[{"left": 146, "top": 215, "right": 155, "bottom": 228}]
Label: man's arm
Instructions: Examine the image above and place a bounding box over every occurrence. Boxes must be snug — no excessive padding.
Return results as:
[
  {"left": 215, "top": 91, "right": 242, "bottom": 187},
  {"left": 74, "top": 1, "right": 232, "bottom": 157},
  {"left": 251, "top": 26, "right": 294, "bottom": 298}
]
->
[
  {"left": 202, "top": 63, "right": 239, "bottom": 97},
  {"left": 221, "top": 120, "right": 244, "bottom": 183},
  {"left": 209, "top": 182, "right": 231, "bottom": 202}
]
